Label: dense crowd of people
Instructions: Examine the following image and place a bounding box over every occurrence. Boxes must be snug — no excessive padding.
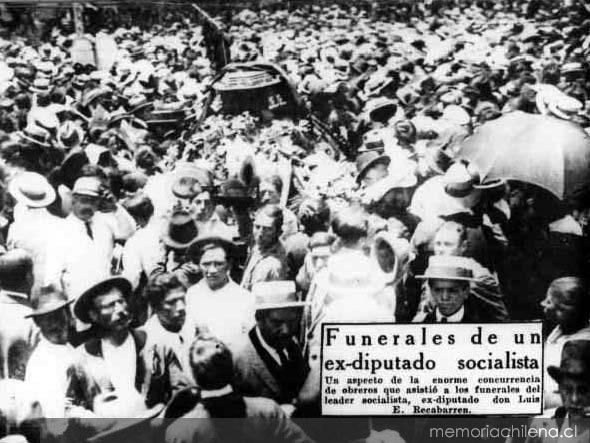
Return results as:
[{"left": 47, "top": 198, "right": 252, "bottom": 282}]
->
[{"left": 0, "top": 0, "right": 589, "bottom": 442}]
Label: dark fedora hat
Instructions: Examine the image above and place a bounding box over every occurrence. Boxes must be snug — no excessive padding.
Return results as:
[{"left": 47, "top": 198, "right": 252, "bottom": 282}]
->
[
  {"left": 356, "top": 151, "right": 391, "bottom": 184},
  {"left": 548, "top": 340, "right": 590, "bottom": 382},
  {"left": 213, "top": 178, "right": 255, "bottom": 208},
  {"left": 161, "top": 210, "right": 199, "bottom": 250},
  {"left": 74, "top": 277, "right": 133, "bottom": 324},
  {"left": 25, "top": 284, "right": 73, "bottom": 318}
]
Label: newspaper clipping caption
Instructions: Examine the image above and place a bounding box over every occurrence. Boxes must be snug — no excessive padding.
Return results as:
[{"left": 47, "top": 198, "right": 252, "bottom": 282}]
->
[{"left": 321, "top": 323, "right": 543, "bottom": 416}]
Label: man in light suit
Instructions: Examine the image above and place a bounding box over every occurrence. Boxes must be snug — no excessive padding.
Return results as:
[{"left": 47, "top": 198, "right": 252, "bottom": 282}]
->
[{"left": 232, "top": 281, "right": 309, "bottom": 415}]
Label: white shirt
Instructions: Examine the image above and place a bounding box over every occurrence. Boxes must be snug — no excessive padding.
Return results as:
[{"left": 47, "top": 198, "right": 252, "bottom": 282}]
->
[
  {"left": 25, "top": 338, "right": 75, "bottom": 417},
  {"left": 435, "top": 305, "right": 465, "bottom": 323},
  {"left": 143, "top": 314, "right": 193, "bottom": 379},
  {"left": 255, "top": 326, "right": 288, "bottom": 366},
  {"left": 44, "top": 206, "right": 135, "bottom": 300},
  {"left": 7, "top": 207, "right": 65, "bottom": 288},
  {"left": 122, "top": 219, "right": 166, "bottom": 289},
  {"left": 186, "top": 278, "right": 254, "bottom": 351},
  {"left": 101, "top": 334, "right": 137, "bottom": 395}
]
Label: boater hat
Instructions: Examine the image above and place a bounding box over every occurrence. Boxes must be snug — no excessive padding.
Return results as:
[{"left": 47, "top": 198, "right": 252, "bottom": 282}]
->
[{"left": 416, "top": 256, "right": 475, "bottom": 281}]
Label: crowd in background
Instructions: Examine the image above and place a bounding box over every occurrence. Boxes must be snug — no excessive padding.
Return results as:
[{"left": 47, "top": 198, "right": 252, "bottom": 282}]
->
[{"left": 0, "top": 0, "right": 587, "bottom": 442}]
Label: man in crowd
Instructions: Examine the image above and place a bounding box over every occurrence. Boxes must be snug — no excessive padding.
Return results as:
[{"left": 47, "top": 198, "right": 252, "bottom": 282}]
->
[
  {"left": 524, "top": 340, "right": 590, "bottom": 443},
  {"left": 150, "top": 209, "right": 201, "bottom": 288},
  {"left": 542, "top": 277, "right": 590, "bottom": 409},
  {"left": 186, "top": 230, "right": 254, "bottom": 351},
  {"left": 6, "top": 171, "right": 64, "bottom": 289},
  {"left": 165, "top": 335, "right": 313, "bottom": 443},
  {"left": 413, "top": 221, "right": 508, "bottom": 321},
  {"left": 296, "top": 232, "right": 336, "bottom": 293},
  {"left": 189, "top": 188, "right": 234, "bottom": 238},
  {"left": 415, "top": 255, "right": 485, "bottom": 323},
  {"left": 233, "top": 281, "right": 309, "bottom": 415},
  {"left": 143, "top": 273, "right": 193, "bottom": 376},
  {"left": 122, "top": 193, "right": 164, "bottom": 291},
  {"left": 0, "top": 249, "right": 37, "bottom": 379},
  {"left": 66, "top": 276, "right": 188, "bottom": 412},
  {"left": 24, "top": 284, "right": 75, "bottom": 417},
  {"left": 44, "top": 176, "right": 136, "bottom": 301},
  {"left": 241, "top": 204, "right": 287, "bottom": 290}
]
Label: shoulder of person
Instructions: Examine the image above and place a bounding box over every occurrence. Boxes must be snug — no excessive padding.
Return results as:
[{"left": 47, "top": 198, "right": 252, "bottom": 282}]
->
[{"left": 243, "top": 396, "right": 283, "bottom": 418}]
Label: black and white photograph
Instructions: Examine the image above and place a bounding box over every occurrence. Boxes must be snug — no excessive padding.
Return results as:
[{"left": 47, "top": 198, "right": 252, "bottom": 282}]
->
[{"left": 0, "top": 0, "right": 587, "bottom": 441}]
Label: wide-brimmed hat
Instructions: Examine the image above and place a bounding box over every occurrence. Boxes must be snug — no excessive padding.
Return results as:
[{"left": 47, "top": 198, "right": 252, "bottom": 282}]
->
[
  {"left": 364, "top": 97, "right": 400, "bottom": 123},
  {"left": 29, "top": 78, "right": 50, "bottom": 94},
  {"left": 187, "top": 230, "right": 235, "bottom": 262},
  {"left": 25, "top": 284, "right": 73, "bottom": 318},
  {"left": 8, "top": 172, "right": 55, "bottom": 208},
  {"left": 443, "top": 161, "right": 478, "bottom": 198},
  {"left": 253, "top": 281, "right": 307, "bottom": 311},
  {"left": 356, "top": 151, "right": 391, "bottom": 184},
  {"left": 74, "top": 277, "right": 133, "bottom": 324},
  {"left": 548, "top": 340, "right": 590, "bottom": 382},
  {"left": 172, "top": 176, "right": 202, "bottom": 200},
  {"left": 72, "top": 176, "right": 102, "bottom": 198},
  {"left": 416, "top": 255, "right": 475, "bottom": 281},
  {"left": 161, "top": 210, "right": 198, "bottom": 250},
  {"left": 371, "top": 231, "right": 411, "bottom": 285},
  {"left": 18, "top": 125, "right": 51, "bottom": 148}
]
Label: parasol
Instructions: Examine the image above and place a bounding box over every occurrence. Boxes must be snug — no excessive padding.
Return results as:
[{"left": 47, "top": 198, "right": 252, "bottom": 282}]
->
[{"left": 459, "top": 111, "right": 590, "bottom": 200}]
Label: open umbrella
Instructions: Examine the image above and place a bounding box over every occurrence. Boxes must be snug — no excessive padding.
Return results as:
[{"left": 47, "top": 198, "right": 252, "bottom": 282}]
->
[{"left": 459, "top": 111, "right": 590, "bottom": 200}]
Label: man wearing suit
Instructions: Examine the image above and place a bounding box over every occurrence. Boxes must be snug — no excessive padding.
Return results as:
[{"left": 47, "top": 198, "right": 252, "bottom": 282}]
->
[
  {"left": 165, "top": 335, "right": 312, "bottom": 443},
  {"left": 415, "top": 255, "right": 484, "bottom": 323},
  {"left": 233, "top": 281, "right": 309, "bottom": 415}
]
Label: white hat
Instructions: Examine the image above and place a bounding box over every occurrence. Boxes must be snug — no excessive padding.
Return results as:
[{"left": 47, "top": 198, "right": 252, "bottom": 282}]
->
[
  {"left": 72, "top": 176, "right": 102, "bottom": 197},
  {"left": 8, "top": 172, "right": 55, "bottom": 208},
  {"left": 253, "top": 281, "right": 307, "bottom": 310},
  {"left": 416, "top": 255, "right": 475, "bottom": 281}
]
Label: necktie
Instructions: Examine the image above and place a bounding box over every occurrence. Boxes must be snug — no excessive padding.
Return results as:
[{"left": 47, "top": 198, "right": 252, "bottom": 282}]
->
[
  {"left": 85, "top": 221, "right": 93, "bottom": 240},
  {"left": 440, "top": 317, "right": 448, "bottom": 323},
  {"left": 277, "top": 348, "right": 290, "bottom": 367}
]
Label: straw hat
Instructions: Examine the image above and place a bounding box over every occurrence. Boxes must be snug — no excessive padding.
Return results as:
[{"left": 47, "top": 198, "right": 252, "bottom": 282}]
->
[
  {"left": 8, "top": 172, "right": 55, "bottom": 208},
  {"left": 25, "top": 284, "right": 73, "bottom": 318},
  {"left": 72, "top": 176, "right": 102, "bottom": 198},
  {"left": 253, "top": 281, "right": 307, "bottom": 310},
  {"left": 416, "top": 255, "right": 476, "bottom": 281}
]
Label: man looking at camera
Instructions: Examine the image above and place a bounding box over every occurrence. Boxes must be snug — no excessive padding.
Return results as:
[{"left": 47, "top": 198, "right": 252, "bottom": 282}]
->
[
  {"left": 66, "top": 277, "right": 188, "bottom": 413},
  {"left": 45, "top": 176, "right": 136, "bottom": 301}
]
